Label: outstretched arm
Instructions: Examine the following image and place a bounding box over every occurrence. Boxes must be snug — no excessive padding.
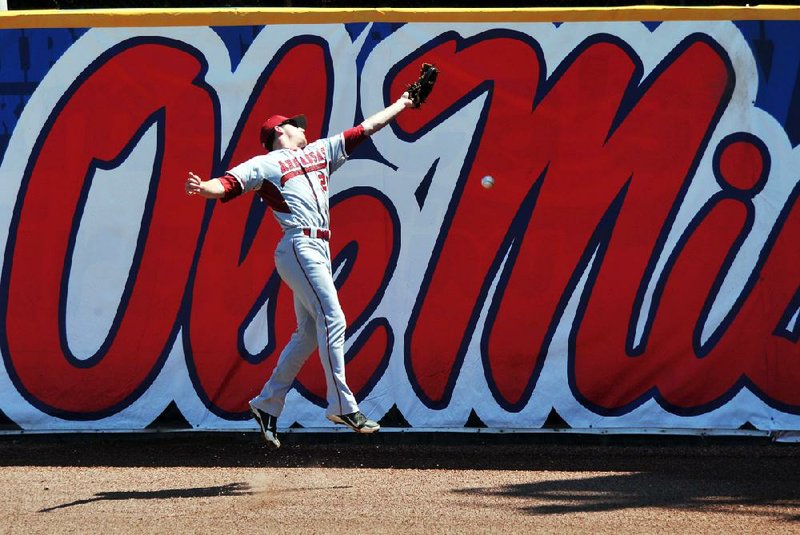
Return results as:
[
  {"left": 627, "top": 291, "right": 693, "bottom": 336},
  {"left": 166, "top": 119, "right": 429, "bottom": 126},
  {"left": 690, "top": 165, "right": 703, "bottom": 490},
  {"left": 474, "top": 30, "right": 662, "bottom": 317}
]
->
[
  {"left": 361, "top": 92, "right": 414, "bottom": 136},
  {"left": 185, "top": 172, "right": 225, "bottom": 199}
]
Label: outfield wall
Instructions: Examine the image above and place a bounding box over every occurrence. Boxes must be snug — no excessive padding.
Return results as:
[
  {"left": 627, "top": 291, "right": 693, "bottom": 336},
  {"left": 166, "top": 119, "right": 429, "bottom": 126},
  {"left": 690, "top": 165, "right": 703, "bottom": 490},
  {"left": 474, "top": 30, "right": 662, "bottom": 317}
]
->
[{"left": 0, "top": 7, "right": 798, "bottom": 433}]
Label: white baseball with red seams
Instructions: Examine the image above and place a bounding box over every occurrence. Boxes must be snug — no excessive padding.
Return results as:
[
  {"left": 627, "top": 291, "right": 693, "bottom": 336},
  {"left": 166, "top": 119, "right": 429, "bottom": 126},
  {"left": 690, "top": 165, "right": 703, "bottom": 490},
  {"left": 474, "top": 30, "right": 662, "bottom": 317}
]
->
[{"left": 224, "top": 130, "right": 361, "bottom": 420}]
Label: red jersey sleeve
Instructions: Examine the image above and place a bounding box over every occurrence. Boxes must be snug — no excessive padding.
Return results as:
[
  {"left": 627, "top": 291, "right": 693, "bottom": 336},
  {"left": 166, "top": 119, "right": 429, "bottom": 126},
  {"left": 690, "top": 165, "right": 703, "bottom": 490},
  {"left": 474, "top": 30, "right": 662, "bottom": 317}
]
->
[
  {"left": 218, "top": 173, "right": 243, "bottom": 203},
  {"left": 343, "top": 124, "right": 367, "bottom": 155}
]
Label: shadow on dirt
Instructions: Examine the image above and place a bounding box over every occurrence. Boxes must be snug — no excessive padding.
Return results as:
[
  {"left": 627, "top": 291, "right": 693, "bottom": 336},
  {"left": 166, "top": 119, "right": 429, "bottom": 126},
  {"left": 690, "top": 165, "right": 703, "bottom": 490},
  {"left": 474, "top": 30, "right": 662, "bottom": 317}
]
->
[
  {"left": 455, "top": 471, "right": 800, "bottom": 522},
  {"left": 7, "top": 433, "right": 800, "bottom": 522},
  {"left": 38, "top": 482, "right": 253, "bottom": 513}
]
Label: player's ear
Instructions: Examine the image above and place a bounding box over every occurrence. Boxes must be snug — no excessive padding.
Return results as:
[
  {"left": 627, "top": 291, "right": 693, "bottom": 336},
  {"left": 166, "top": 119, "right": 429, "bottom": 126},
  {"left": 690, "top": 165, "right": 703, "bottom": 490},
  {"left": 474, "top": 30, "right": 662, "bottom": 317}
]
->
[{"left": 266, "top": 125, "right": 282, "bottom": 150}]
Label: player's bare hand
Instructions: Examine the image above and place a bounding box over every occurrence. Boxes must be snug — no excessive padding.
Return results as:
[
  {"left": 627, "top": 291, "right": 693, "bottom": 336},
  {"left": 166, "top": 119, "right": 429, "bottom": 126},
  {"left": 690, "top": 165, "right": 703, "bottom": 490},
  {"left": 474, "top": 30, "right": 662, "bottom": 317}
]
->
[
  {"left": 398, "top": 92, "right": 414, "bottom": 108},
  {"left": 185, "top": 172, "right": 202, "bottom": 196}
]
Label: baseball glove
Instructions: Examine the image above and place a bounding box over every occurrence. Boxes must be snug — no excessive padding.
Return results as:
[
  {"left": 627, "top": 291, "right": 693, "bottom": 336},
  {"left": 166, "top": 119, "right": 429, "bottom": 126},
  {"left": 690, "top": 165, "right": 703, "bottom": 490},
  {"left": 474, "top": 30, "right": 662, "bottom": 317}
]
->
[{"left": 406, "top": 63, "right": 439, "bottom": 108}]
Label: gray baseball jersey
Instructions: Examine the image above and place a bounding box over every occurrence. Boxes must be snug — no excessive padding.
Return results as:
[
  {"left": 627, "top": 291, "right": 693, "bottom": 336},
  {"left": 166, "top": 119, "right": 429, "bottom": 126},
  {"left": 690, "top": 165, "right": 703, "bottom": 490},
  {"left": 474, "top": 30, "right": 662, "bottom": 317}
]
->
[{"left": 224, "top": 132, "right": 352, "bottom": 231}]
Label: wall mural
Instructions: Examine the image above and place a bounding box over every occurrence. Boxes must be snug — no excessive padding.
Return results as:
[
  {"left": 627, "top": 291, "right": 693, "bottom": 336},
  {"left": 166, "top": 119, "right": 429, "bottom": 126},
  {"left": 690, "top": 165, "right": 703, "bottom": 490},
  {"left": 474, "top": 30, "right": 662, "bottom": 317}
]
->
[{"left": 0, "top": 16, "right": 797, "bottom": 431}]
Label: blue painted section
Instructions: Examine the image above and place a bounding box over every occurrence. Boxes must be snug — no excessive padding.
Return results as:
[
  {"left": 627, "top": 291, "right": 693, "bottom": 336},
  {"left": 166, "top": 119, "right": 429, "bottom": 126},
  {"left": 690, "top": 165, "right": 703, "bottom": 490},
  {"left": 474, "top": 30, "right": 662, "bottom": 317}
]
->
[
  {"left": 345, "top": 22, "right": 369, "bottom": 43},
  {"left": 211, "top": 25, "right": 261, "bottom": 72},
  {"left": 736, "top": 20, "right": 800, "bottom": 145},
  {"left": 352, "top": 22, "right": 405, "bottom": 75},
  {"left": 0, "top": 28, "right": 85, "bottom": 160}
]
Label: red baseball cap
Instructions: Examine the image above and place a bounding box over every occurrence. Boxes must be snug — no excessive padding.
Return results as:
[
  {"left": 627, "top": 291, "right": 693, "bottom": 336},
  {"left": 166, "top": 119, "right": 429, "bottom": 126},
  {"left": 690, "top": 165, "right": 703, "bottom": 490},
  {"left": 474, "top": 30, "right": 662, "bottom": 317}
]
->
[{"left": 260, "top": 114, "right": 307, "bottom": 150}]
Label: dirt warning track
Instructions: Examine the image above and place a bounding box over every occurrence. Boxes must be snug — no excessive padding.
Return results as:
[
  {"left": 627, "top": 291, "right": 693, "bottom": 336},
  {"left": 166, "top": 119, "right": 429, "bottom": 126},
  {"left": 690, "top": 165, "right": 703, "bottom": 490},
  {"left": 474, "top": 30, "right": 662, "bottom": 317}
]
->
[{"left": 1, "top": 433, "right": 798, "bottom": 534}]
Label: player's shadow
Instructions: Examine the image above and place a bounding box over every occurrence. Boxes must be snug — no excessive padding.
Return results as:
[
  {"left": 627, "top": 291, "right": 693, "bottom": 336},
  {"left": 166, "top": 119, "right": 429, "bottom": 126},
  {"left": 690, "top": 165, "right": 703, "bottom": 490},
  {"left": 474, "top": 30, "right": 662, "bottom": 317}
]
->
[
  {"left": 38, "top": 482, "right": 251, "bottom": 513},
  {"left": 456, "top": 472, "right": 800, "bottom": 522}
]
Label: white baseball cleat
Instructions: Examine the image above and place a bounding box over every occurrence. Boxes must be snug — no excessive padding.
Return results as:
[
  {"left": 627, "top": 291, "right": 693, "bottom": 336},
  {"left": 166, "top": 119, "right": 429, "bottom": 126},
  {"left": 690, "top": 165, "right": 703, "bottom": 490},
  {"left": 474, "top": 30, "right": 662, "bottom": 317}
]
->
[{"left": 327, "top": 411, "right": 381, "bottom": 433}]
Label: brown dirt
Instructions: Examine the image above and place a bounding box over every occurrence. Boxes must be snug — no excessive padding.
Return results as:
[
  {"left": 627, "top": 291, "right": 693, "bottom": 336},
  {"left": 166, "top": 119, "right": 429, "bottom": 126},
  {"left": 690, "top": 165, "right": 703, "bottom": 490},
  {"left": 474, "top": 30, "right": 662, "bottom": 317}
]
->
[{"left": 0, "top": 432, "right": 799, "bottom": 534}]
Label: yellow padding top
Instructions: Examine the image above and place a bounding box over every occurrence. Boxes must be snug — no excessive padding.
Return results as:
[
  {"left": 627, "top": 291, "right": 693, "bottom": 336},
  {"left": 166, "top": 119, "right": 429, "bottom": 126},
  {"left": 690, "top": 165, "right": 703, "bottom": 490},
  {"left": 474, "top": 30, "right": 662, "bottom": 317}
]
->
[{"left": 1, "top": 6, "right": 799, "bottom": 30}]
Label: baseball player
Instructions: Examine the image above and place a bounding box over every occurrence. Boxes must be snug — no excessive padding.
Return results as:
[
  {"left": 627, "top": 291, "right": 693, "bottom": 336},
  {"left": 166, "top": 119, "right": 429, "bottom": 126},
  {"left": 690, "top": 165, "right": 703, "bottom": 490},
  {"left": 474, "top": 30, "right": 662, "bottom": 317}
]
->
[{"left": 185, "top": 92, "right": 414, "bottom": 448}]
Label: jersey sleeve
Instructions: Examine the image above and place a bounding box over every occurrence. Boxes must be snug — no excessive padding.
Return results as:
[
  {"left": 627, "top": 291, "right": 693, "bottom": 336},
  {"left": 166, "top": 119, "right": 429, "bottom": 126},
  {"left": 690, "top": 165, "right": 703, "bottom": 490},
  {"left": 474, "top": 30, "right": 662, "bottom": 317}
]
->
[
  {"left": 323, "top": 125, "right": 366, "bottom": 175},
  {"left": 321, "top": 133, "right": 346, "bottom": 174},
  {"left": 226, "top": 155, "right": 267, "bottom": 193},
  {"left": 343, "top": 124, "right": 367, "bottom": 155},
  {"left": 218, "top": 173, "right": 243, "bottom": 203}
]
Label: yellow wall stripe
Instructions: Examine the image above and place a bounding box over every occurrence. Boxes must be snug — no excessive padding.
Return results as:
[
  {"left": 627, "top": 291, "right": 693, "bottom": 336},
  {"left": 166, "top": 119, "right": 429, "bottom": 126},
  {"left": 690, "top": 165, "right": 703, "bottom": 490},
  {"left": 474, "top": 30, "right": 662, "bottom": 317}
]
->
[{"left": 1, "top": 6, "right": 800, "bottom": 30}]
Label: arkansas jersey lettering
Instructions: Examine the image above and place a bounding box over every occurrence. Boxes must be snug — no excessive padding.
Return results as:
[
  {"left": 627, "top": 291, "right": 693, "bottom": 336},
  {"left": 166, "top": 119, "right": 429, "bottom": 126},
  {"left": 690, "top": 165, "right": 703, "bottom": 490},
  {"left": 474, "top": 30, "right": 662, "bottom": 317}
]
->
[{"left": 280, "top": 161, "right": 327, "bottom": 185}]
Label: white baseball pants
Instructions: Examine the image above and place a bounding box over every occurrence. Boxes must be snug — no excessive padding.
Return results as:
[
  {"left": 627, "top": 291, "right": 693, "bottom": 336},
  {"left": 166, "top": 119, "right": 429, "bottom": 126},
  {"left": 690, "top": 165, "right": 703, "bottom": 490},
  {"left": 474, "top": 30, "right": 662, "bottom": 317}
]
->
[{"left": 249, "top": 228, "right": 358, "bottom": 419}]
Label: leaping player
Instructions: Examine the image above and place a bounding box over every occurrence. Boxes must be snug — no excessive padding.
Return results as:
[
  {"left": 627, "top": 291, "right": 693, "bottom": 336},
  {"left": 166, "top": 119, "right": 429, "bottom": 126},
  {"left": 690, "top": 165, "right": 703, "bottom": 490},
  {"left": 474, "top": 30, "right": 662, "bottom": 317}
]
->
[{"left": 185, "top": 92, "right": 414, "bottom": 448}]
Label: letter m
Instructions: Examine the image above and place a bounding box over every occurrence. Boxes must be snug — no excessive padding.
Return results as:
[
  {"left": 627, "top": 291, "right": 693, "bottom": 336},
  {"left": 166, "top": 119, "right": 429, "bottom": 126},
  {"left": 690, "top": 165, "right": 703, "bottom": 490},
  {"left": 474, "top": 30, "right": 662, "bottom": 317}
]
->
[{"left": 405, "top": 33, "right": 733, "bottom": 411}]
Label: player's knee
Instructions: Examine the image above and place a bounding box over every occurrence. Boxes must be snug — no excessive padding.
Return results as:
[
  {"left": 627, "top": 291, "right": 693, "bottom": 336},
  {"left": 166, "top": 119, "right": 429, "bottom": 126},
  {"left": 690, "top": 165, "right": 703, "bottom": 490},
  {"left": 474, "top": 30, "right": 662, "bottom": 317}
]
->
[
  {"left": 326, "top": 308, "right": 347, "bottom": 337},
  {"left": 332, "top": 307, "right": 346, "bottom": 326},
  {"left": 293, "top": 324, "right": 318, "bottom": 349},
  {"left": 294, "top": 333, "right": 318, "bottom": 353}
]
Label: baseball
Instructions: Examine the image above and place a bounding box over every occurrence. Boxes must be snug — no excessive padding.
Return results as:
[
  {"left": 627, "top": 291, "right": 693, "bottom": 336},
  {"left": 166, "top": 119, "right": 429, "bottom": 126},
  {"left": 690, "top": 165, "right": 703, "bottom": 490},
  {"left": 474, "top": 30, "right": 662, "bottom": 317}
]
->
[{"left": 481, "top": 175, "right": 495, "bottom": 189}]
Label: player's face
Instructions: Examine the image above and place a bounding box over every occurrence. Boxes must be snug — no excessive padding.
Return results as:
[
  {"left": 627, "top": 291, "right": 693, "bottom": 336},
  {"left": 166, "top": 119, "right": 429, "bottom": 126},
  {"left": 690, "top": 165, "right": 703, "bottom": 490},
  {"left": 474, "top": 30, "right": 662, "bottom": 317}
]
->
[{"left": 282, "top": 122, "right": 307, "bottom": 149}]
